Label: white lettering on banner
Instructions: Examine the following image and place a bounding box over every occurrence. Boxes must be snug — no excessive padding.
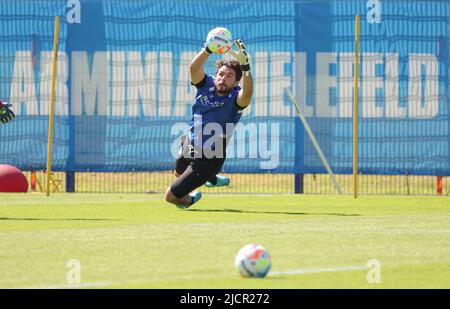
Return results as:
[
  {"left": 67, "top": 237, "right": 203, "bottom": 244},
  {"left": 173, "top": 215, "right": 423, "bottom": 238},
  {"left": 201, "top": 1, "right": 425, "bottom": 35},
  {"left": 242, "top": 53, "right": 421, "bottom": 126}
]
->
[
  {"left": 294, "top": 52, "right": 313, "bottom": 117},
  {"left": 7, "top": 50, "right": 441, "bottom": 119},
  {"left": 126, "top": 51, "right": 157, "bottom": 116},
  {"left": 174, "top": 52, "right": 197, "bottom": 116},
  {"left": 338, "top": 52, "right": 354, "bottom": 118},
  {"left": 71, "top": 51, "right": 109, "bottom": 116},
  {"left": 270, "top": 52, "right": 292, "bottom": 116},
  {"left": 385, "top": 53, "right": 403, "bottom": 118},
  {"left": 40, "top": 51, "right": 69, "bottom": 116},
  {"left": 408, "top": 54, "right": 438, "bottom": 118},
  {"left": 253, "top": 51, "right": 269, "bottom": 117},
  {"left": 362, "top": 53, "right": 383, "bottom": 118},
  {"left": 316, "top": 52, "right": 337, "bottom": 117},
  {"left": 158, "top": 52, "right": 173, "bottom": 116},
  {"left": 9, "top": 51, "right": 38, "bottom": 115},
  {"left": 110, "top": 51, "right": 126, "bottom": 116}
]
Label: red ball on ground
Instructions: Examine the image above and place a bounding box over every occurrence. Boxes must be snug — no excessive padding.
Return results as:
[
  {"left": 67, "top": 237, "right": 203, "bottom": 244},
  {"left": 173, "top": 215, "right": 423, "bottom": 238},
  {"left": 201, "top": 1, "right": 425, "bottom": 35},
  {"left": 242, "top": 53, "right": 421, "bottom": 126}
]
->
[{"left": 0, "top": 164, "right": 28, "bottom": 193}]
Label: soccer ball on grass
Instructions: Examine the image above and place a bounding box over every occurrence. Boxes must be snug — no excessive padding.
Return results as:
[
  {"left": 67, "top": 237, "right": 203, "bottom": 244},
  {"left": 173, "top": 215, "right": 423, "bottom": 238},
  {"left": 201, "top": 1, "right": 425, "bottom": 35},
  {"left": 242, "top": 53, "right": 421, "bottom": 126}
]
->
[{"left": 235, "top": 244, "right": 272, "bottom": 278}]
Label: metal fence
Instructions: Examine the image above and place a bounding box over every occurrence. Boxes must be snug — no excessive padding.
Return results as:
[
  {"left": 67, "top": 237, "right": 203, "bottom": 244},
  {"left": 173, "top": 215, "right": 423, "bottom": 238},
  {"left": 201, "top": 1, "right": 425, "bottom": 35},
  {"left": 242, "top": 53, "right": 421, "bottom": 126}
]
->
[{"left": 24, "top": 171, "right": 450, "bottom": 196}]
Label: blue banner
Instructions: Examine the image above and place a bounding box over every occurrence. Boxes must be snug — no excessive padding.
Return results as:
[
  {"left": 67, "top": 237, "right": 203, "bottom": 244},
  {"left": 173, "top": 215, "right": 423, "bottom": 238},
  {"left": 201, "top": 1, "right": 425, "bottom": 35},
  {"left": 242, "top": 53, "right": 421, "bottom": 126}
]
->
[{"left": 0, "top": 0, "right": 449, "bottom": 175}]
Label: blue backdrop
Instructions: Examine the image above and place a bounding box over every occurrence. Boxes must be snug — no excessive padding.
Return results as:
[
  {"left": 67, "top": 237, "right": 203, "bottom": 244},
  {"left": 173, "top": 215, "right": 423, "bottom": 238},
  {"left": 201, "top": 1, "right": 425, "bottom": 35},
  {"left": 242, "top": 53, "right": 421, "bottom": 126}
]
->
[{"left": 0, "top": 0, "right": 449, "bottom": 175}]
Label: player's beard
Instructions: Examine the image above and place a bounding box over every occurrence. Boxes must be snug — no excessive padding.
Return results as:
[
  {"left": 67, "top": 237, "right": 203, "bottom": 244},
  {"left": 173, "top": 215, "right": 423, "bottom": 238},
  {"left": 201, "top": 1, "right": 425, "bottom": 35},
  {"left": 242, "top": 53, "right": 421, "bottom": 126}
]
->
[{"left": 216, "top": 83, "right": 233, "bottom": 96}]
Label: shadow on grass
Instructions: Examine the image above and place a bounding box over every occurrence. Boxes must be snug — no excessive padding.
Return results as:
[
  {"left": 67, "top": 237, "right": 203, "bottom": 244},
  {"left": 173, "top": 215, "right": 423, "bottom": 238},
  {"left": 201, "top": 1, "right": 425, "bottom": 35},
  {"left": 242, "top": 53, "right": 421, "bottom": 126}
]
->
[
  {"left": 186, "top": 209, "right": 360, "bottom": 217},
  {"left": 0, "top": 217, "right": 120, "bottom": 221}
]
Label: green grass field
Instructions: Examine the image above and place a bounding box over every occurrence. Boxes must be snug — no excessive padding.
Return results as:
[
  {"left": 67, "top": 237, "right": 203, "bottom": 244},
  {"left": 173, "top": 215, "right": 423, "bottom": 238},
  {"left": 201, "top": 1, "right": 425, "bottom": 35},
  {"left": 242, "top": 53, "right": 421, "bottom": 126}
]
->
[{"left": 1, "top": 193, "right": 449, "bottom": 289}]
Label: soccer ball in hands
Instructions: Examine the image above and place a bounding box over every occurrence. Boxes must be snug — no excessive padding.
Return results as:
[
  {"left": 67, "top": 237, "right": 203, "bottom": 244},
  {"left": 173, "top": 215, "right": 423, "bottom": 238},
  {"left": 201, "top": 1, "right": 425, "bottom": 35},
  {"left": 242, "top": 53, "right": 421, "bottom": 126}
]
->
[
  {"left": 235, "top": 244, "right": 272, "bottom": 278},
  {"left": 205, "top": 27, "right": 233, "bottom": 54}
]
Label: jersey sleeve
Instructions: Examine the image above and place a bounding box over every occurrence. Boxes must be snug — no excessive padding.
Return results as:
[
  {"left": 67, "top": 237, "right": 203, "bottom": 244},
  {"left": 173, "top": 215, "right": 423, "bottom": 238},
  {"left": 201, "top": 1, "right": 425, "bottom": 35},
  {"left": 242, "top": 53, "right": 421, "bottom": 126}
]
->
[
  {"left": 234, "top": 97, "right": 248, "bottom": 110},
  {"left": 191, "top": 74, "right": 214, "bottom": 92}
]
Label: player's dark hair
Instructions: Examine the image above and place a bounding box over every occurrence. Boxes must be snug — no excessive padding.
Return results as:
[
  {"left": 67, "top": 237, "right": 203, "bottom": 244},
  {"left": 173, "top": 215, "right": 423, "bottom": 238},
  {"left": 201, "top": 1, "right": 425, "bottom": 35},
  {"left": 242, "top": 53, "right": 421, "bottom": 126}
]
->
[{"left": 215, "top": 59, "right": 242, "bottom": 82}]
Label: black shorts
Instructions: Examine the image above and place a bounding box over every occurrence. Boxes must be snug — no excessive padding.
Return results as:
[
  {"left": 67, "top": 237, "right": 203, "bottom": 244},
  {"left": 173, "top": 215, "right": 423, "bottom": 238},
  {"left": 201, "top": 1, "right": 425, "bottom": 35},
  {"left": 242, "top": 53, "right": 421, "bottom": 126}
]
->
[
  {"left": 170, "top": 156, "right": 225, "bottom": 198},
  {"left": 170, "top": 136, "right": 226, "bottom": 198}
]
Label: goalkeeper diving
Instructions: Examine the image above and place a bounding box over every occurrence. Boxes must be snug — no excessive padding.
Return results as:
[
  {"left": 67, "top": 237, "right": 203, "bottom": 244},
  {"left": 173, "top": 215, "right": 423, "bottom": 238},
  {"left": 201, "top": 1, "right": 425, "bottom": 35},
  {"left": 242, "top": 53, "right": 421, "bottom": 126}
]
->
[{"left": 164, "top": 33, "right": 253, "bottom": 209}]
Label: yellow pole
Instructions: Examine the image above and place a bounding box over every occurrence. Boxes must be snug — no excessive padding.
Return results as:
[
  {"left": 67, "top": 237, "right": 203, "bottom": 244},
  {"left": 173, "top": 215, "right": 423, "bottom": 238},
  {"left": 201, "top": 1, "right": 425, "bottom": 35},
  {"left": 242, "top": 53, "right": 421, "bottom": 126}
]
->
[
  {"left": 353, "top": 15, "right": 360, "bottom": 199},
  {"left": 46, "top": 16, "right": 60, "bottom": 196}
]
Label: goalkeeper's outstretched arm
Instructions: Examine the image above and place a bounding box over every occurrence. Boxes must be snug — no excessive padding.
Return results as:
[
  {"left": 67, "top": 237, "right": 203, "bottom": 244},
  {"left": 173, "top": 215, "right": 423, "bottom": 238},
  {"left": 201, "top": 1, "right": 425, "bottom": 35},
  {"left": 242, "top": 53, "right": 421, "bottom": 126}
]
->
[
  {"left": 237, "top": 68, "right": 253, "bottom": 108},
  {"left": 229, "top": 39, "right": 253, "bottom": 109},
  {"left": 189, "top": 48, "right": 211, "bottom": 85}
]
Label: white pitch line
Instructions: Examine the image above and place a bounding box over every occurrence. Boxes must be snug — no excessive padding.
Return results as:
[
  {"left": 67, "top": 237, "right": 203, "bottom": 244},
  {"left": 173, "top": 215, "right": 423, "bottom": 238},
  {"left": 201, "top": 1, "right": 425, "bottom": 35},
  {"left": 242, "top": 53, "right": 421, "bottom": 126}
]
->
[
  {"left": 15, "top": 266, "right": 369, "bottom": 288},
  {"left": 269, "top": 265, "right": 369, "bottom": 276}
]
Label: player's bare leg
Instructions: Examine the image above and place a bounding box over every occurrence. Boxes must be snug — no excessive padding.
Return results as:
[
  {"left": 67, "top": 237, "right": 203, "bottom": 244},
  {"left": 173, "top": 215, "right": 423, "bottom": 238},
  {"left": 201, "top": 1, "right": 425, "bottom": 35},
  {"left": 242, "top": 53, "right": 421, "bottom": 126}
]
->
[{"left": 165, "top": 187, "right": 202, "bottom": 209}]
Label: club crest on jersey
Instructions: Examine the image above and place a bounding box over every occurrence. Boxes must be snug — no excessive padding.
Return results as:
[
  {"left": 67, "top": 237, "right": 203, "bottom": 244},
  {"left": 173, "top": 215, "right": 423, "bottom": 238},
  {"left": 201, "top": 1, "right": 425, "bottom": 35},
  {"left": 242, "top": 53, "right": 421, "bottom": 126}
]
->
[{"left": 197, "top": 94, "right": 224, "bottom": 107}]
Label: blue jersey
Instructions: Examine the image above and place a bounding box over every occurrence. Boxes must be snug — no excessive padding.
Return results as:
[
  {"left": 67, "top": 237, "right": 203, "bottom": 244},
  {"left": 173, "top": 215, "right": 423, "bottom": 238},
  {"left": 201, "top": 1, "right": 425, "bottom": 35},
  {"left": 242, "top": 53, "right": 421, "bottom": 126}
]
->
[{"left": 189, "top": 74, "right": 244, "bottom": 153}]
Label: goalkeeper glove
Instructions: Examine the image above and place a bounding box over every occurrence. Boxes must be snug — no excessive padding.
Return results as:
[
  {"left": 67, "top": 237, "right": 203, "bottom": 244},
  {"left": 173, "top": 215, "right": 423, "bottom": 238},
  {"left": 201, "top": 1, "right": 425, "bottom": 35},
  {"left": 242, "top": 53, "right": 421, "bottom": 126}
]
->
[
  {"left": 0, "top": 100, "right": 15, "bottom": 124},
  {"left": 229, "top": 39, "right": 251, "bottom": 72},
  {"left": 203, "top": 42, "right": 213, "bottom": 54}
]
